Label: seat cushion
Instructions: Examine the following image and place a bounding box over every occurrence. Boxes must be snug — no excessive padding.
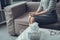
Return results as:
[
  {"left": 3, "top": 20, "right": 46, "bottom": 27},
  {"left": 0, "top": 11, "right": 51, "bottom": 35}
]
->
[
  {"left": 14, "top": 12, "right": 29, "bottom": 35},
  {"left": 15, "top": 12, "right": 29, "bottom": 26}
]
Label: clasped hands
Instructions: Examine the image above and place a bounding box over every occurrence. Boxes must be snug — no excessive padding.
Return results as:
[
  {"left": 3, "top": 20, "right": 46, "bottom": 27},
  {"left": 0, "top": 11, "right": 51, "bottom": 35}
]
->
[
  {"left": 29, "top": 12, "right": 39, "bottom": 17},
  {"left": 29, "top": 10, "right": 46, "bottom": 17}
]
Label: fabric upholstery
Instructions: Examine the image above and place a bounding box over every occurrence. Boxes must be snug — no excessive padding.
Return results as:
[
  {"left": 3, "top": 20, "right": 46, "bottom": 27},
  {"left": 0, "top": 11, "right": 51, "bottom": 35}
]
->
[
  {"left": 4, "top": 1, "right": 27, "bottom": 35},
  {"left": 26, "top": 2, "right": 39, "bottom": 12},
  {"left": 12, "top": 2, "right": 27, "bottom": 19},
  {"left": 15, "top": 12, "right": 29, "bottom": 35},
  {"left": 4, "top": 6, "right": 15, "bottom": 35}
]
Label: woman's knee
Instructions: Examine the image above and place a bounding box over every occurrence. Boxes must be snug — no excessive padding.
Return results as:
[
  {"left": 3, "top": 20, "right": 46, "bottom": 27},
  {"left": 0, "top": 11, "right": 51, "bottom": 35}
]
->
[
  {"left": 28, "top": 16, "right": 31, "bottom": 21},
  {"left": 30, "top": 17, "right": 35, "bottom": 23}
]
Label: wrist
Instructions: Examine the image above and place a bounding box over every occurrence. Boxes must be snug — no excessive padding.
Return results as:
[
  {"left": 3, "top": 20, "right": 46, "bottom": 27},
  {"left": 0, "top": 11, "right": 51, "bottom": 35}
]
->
[{"left": 35, "top": 13, "right": 38, "bottom": 15}]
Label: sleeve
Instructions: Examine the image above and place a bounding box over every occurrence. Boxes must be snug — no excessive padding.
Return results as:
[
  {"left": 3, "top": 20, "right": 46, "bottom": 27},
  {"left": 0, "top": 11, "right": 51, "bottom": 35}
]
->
[
  {"left": 45, "top": 0, "right": 57, "bottom": 12},
  {"left": 38, "top": 1, "right": 43, "bottom": 11}
]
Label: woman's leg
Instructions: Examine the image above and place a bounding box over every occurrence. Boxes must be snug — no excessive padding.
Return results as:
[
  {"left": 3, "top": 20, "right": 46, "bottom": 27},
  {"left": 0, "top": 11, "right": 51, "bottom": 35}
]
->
[
  {"left": 28, "top": 15, "right": 31, "bottom": 24},
  {"left": 28, "top": 12, "right": 35, "bottom": 24},
  {"left": 28, "top": 16, "right": 35, "bottom": 24}
]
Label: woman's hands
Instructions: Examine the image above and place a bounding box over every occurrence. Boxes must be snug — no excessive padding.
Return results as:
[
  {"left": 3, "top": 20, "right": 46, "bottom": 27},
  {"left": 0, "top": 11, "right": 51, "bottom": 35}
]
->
[
  {"left": 29, "top": 12, "right": 38, "bottom": 17},
  {"left": 29, "top": 10, "right": 47, "bottom": 17},
  {"left": 29, "top": 12, "right": 35, "bottom": 17}
]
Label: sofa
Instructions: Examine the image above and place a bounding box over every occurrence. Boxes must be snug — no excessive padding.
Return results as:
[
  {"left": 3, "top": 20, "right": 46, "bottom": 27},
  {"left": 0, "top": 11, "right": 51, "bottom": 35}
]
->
[{"left": 4, "top": 1, "right": 60, "bottom": 36}]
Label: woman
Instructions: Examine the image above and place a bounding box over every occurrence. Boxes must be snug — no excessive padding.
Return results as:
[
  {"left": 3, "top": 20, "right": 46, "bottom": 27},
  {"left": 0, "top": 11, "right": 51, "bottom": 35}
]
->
[{"left": 28, "top": 0, "right": 58, "bottom": 26}]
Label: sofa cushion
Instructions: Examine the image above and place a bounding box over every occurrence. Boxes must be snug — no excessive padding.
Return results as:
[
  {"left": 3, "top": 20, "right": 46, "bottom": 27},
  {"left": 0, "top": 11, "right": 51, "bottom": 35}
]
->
[
  {"left": 15, "top": 12, "right": 29, "bottom": 26},
  {"left": 26, "top": 2, "right": 39, "bottom": 12},
  {"left": 14, "top": 12, "right": 30, "bottom": 35}
]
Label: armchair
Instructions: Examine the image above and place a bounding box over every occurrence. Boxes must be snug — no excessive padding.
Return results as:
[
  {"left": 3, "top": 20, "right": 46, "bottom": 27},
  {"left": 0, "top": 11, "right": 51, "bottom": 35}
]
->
[{"left": 4, "top": 1, "right": 60, "bottom": 36}]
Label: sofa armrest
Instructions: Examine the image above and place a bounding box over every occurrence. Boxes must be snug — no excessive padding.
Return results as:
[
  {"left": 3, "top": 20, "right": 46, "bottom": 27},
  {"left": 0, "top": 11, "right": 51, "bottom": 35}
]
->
[
  {"left": 4, "top": 1, "right": 27, "bottom": 35},
  {"left": 4, "top": 1, "right": 27, "bottom": 19},
  {"left": 26, "top": 2, "right": 40, "bottom": 12}
]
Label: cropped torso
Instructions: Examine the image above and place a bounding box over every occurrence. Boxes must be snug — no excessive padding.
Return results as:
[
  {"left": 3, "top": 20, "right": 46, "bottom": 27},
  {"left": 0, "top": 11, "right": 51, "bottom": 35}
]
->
[
  {"left": 40, "top": 0, "right": 57, "bottom": 16},
  {"left": 41, "top": 0, "right": 50, "bottom": 10}
]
